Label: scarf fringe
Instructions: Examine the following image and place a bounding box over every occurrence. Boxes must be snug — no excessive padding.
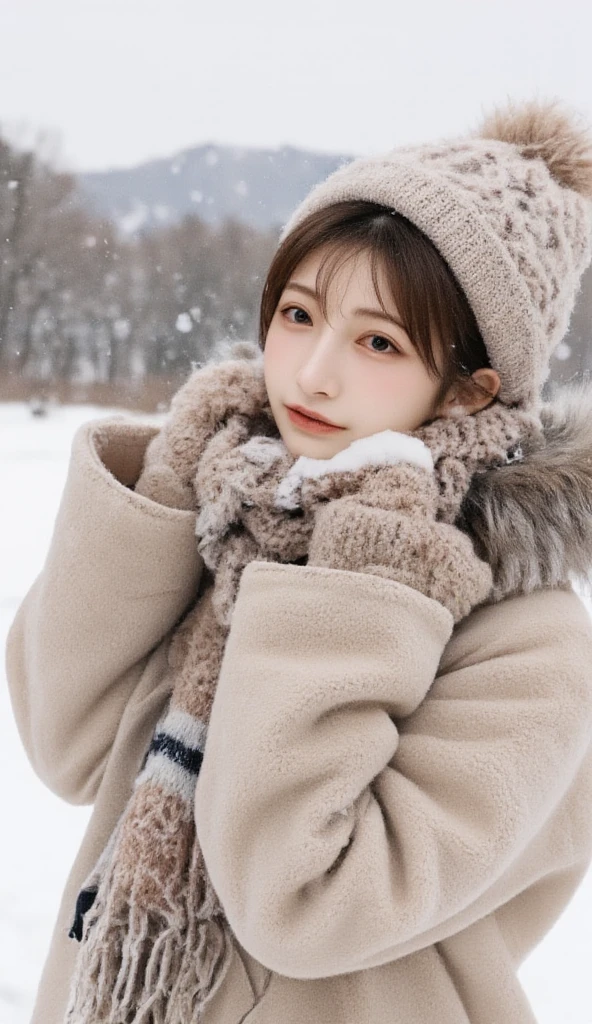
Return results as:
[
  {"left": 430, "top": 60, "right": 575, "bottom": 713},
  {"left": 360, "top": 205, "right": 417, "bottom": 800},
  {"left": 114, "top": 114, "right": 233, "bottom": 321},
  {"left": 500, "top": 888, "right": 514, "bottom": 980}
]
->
[{"left": 65, "top": 800, "right": 235, "bottom": 1024}]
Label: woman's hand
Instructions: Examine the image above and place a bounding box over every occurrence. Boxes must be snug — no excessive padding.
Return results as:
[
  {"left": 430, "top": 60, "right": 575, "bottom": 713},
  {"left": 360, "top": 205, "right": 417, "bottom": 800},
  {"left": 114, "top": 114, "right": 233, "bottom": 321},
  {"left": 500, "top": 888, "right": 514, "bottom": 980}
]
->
[
  {"left": 306, "top": 462, "right": 494, "bottom": 623},
  {"left": 134, "top": 353, "right": 270, "bottom": 512},
  {"left": 271, "top": 413, "right": 517, "bottom": 623},
  {"left": 272, "top": 428, "right": 434, "bottom": 516}
]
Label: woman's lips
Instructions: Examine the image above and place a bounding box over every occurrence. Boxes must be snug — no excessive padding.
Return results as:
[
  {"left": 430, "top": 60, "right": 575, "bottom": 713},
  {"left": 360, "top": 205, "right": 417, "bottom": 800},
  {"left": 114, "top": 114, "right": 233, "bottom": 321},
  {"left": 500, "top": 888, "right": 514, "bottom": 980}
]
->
[{"left": 286, "top": 407, "right": 345, "bottom": 433}]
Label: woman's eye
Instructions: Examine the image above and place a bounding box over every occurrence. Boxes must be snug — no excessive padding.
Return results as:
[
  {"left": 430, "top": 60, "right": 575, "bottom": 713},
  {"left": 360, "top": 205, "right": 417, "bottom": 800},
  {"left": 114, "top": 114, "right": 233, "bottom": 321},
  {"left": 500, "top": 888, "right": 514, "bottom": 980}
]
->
[
  {"left": 280, "top": 306, "right": 400, "bottom": 355},
  {"left": 281, "top": 305, "right": 311, "bottom": 325},
  {"left": 366, "top": 335, "right": 400, "bottom": 355}
]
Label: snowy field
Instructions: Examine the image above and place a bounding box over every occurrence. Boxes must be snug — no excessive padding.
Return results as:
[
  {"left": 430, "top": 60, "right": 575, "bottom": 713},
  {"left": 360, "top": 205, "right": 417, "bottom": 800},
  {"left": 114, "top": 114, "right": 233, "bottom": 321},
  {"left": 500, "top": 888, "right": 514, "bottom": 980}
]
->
[{"left": 1, "top": 400, "right": 592, "bottom": 1024}]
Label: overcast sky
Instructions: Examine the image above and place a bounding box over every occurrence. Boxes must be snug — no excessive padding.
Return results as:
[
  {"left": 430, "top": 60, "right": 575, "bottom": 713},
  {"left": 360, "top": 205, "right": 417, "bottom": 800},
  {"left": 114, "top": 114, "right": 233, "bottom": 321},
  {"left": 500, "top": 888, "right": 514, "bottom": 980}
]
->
[{"left": 1, "top": 0, "right": 591, "bottom": 173}]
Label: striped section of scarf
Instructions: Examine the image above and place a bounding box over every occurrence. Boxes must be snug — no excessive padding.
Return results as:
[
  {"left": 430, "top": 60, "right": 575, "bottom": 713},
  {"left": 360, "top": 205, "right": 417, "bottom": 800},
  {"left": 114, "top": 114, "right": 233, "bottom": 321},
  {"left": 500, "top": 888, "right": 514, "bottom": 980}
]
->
[{"left": 69, "top": 707, "right": 208, "bottom": 942}]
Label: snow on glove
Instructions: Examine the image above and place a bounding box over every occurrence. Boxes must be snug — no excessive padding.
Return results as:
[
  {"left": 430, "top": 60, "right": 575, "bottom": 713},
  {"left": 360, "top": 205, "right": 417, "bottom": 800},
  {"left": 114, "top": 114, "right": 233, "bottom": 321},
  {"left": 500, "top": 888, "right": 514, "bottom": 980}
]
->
[{"left": 273, "top": 420, "right": 504, "bottom": 625}]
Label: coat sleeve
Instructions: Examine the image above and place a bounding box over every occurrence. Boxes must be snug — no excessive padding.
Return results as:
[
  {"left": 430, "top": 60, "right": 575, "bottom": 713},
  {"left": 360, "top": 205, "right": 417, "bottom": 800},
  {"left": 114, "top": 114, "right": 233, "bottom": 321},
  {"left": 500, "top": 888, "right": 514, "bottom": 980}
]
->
[
  {"left": 5, "top": 416, "right": 203, "bottom": 806},
  {"left": 193, "top": 560, "right": 592, "bottom": 979}
]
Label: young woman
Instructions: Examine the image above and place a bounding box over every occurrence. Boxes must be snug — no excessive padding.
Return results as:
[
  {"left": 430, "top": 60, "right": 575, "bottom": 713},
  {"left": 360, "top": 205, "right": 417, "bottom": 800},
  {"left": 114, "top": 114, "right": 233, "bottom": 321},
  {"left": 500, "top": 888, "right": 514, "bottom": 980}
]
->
[{"left": 6, "top": 98, "right": 592, "bottom": 1024}]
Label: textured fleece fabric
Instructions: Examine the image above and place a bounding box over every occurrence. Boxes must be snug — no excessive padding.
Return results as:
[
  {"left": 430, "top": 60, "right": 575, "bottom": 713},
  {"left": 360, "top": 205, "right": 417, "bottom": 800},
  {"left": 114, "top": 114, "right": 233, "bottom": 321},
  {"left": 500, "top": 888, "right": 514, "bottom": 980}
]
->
[{"left": 5, "top": 417, "right": 592, "bottom": 1024}]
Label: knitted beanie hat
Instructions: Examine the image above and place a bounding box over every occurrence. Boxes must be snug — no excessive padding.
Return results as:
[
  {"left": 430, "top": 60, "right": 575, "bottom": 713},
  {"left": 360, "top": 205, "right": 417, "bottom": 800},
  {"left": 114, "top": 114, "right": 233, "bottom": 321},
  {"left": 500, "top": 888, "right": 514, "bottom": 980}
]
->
[{"left": 278, "top": 99, "right": 592, "bottom": 412}]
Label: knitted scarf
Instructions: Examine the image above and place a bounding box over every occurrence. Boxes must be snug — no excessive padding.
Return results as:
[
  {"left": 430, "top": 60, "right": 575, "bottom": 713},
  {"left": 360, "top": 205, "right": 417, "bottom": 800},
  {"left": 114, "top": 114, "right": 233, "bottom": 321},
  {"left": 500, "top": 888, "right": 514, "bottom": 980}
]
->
[{"left": 63, "top": 342, "right": 541, "bottom": 1024}]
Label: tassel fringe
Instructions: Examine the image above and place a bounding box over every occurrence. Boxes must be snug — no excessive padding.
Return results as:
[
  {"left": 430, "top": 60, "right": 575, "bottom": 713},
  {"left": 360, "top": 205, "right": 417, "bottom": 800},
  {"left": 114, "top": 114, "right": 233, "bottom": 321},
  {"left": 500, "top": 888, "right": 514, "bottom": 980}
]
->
[{"left": 64, "top": 800, "right": 234, "bottom": 1024}]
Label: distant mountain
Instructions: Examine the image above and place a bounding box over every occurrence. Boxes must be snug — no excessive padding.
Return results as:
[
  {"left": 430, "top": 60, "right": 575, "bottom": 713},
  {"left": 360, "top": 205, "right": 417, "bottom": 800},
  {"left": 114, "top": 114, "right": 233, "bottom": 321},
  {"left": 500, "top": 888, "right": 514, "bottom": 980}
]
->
[{"left": 76, "top": 141, "right": 358, "bottom": 238}]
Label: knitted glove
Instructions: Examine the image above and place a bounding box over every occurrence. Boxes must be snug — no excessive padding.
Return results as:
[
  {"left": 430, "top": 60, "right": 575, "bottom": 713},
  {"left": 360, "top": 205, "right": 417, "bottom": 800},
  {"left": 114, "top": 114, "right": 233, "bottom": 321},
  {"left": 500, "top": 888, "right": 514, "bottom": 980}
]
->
[
  {"left": 307, "top": 460, "right": 492, "bottom": 624},
  {"left": 134, "top": 346, "right": 271, "bottom": 512},
  {"left": 273, "top": 403, "right": 538, "bottom": 624}
]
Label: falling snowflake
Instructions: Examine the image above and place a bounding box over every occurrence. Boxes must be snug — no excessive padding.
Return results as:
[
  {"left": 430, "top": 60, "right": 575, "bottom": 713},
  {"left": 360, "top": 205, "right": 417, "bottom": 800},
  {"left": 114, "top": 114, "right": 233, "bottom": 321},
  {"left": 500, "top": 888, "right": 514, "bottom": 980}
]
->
[
  {"left": 553, "top": 342, "right": 571, "bottom": 361},
  {"left": 190, "top": 189, "right": 203, "bottom": 203},
  {"left": 113, "top": 318, "right": 131, "bottom": 341},
  {"left": 119, "top": 201, "right": 149, "bottom": 234},
  {"left": 190, "top": 306, "right": 202, "bottom": 322},
  {"left": 175, "top": 313, "right": 193, "bottom": 333},
  {"left": 170, "top": 154, "right": 186, "bottom": 174}
]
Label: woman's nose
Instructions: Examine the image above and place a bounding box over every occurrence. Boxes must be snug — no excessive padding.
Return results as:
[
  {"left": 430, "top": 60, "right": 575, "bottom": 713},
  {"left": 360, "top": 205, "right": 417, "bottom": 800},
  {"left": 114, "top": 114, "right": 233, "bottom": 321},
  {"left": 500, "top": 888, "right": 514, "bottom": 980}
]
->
[{"left": 295, "top": 332, "right": 341, "bottom": 394}]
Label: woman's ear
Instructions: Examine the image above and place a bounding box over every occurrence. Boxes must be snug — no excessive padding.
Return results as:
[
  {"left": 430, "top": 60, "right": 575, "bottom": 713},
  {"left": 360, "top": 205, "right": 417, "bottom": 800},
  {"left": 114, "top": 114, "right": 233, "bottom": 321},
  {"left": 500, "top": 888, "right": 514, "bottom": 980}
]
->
[{"left": 437, "top": 368, "right": 501, "bottom": 418}]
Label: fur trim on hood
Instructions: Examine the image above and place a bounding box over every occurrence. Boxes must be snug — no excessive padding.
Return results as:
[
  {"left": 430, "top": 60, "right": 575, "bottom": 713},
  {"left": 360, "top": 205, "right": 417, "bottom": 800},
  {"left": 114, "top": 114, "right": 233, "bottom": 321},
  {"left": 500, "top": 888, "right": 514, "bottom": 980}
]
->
[{"left": 459, "top": 376, "right": 592, "bottom": 604}]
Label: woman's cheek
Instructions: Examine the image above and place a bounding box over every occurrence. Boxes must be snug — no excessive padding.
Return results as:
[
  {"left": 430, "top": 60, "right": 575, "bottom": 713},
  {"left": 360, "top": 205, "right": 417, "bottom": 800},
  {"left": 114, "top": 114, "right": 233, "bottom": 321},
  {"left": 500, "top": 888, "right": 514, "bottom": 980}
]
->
[{"left": 355, "top": 359, "right": 401, "bottom": 406}]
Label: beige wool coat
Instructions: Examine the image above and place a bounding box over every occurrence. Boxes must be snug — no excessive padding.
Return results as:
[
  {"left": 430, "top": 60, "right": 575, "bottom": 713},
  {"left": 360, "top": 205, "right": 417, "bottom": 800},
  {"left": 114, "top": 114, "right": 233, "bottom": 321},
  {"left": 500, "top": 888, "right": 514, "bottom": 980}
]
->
[{"left": 6, "top": 400, "right": 592, "bottom": 1024}]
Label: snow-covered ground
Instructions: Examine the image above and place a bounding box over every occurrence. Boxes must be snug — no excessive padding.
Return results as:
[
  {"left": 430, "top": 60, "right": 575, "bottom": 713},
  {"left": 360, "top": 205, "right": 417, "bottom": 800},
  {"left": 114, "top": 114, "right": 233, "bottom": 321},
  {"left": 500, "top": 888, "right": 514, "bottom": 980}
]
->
[{"left": 1, "top": 400, "right": 591, "bottom": 1024}]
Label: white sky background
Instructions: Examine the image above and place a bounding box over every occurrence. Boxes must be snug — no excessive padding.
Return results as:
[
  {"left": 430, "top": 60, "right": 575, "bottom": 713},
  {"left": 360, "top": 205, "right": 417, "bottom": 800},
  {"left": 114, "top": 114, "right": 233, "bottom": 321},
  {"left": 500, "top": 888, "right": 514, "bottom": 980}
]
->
[{"left": 0, "top": 0, "right": 591, "bottom": 173}]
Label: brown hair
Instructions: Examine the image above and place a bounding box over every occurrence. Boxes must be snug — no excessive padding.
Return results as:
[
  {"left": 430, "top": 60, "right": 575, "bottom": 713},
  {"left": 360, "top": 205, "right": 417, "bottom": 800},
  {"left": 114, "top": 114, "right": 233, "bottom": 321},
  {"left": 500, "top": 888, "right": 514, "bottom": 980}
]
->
[{"left": 258, "top": 200, "right": 496, "bottom": 411}]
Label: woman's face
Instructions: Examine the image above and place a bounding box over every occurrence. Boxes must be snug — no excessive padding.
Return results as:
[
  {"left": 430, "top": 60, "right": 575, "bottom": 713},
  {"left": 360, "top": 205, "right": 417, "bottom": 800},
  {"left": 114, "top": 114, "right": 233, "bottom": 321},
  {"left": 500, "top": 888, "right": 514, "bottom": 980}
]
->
[{"left": 264, "top": 247, "right": 455, "bottom": 459}]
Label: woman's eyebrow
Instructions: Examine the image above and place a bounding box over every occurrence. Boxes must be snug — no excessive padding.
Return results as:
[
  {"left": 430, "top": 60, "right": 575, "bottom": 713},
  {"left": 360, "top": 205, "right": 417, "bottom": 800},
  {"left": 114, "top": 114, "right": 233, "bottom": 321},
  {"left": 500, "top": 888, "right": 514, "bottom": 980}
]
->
[{"left": 285, "top": 281, "right": 406, "bottom": 330}]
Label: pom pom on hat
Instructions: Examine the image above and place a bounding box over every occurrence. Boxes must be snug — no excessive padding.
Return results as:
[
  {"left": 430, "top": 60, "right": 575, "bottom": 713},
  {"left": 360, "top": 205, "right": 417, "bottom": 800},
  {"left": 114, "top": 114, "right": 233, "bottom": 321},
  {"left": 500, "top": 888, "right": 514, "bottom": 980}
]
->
[{"left": 476, "top": 97, "right": 592, "bottom": 198}]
